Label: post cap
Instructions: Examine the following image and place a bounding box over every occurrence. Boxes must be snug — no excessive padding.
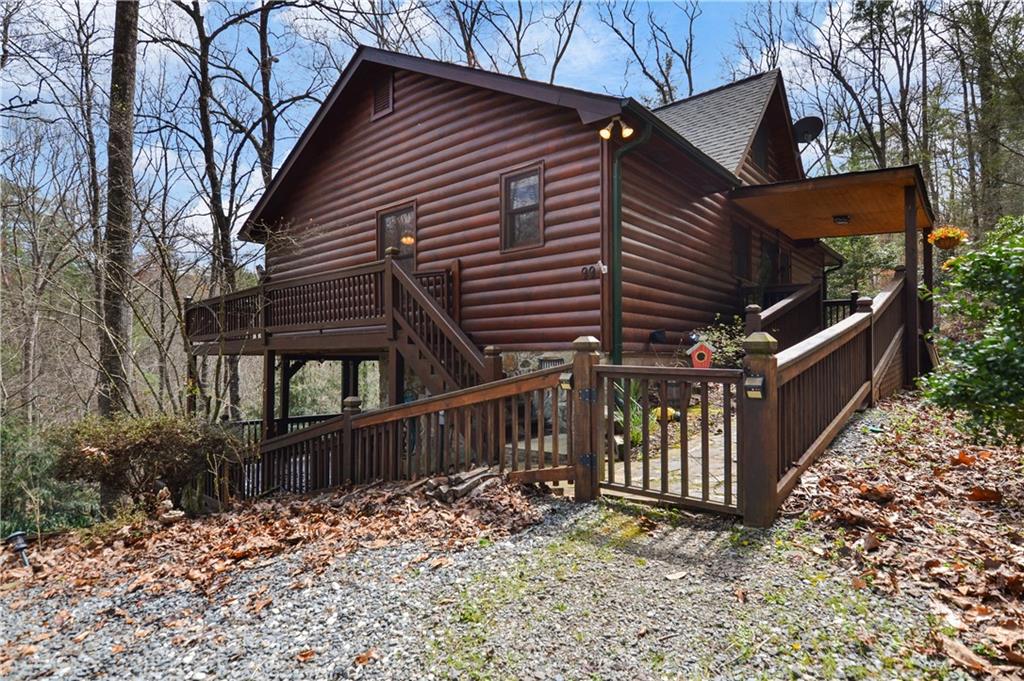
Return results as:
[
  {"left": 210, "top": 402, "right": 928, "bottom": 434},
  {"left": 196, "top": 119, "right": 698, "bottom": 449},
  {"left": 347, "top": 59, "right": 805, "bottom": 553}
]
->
[
  {"left": 572, "top": 336, "right": 601, "bottom": 351},
  {"left": 484, "top": 345, "right": 501, "bottom": 356},
  {"left": 744, "top": 304, "right": 762, "bottom": 315},
  {"left": 384, "top": 246, "right": 400, "bottom": 257},
  {"left": 342, "top": 396, "right": 362, "bottom": 410},
  {"left": 743, "top": 331, "right": 778, "bottom": 355},
  {"left": 856, "top": 297, "right": 873, "bottom": 313}
]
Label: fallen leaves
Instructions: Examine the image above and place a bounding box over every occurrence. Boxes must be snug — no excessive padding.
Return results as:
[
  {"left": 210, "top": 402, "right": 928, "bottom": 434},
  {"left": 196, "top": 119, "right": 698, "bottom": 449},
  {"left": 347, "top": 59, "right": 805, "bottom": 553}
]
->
[
  {"left": 0, "top": 479, "right": 542, "bottom": 603},
  {"left": 783, "top": 395, "right": 1024, "bottom": 676},
  {"left": 353, "top": 647, "right": 380, "bottom": 665}
]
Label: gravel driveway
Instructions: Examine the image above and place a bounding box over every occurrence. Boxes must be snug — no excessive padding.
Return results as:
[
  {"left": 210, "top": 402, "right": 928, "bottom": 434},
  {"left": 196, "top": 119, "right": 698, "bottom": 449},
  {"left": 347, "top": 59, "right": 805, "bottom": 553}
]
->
[{"left": 3, "top": 413, "right": 968, "bottom": 680}]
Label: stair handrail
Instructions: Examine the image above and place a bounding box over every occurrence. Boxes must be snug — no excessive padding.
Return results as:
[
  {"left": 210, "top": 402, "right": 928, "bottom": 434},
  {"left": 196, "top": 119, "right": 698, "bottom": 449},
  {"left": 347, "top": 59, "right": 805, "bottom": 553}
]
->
[{"left": 389, "top": 258, "right": 487, "bottom": 378}]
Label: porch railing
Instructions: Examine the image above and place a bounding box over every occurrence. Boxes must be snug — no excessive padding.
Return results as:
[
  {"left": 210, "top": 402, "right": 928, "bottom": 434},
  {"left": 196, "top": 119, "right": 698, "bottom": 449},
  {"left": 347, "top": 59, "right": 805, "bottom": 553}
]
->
[
  {"left": 745, "top": 280, "right": 823, "bottom": 350},
  {"left": 184, "top": 261, "right": 459, "bottom": 344}
]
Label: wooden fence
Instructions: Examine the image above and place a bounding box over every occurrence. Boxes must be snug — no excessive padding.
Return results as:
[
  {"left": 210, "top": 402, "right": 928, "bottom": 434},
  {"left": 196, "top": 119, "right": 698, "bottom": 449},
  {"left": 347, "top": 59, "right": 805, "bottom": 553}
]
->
[{"left": 210, "top": 272, "right": 912, "bottom": 526}]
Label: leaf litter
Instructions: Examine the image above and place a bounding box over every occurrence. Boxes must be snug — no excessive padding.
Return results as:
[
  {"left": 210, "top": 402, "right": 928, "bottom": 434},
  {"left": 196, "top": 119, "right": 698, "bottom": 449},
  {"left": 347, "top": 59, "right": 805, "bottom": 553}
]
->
[
  {"left": 0, "top": 475, "right": 543, "bottom": 673},
  {"left": 782, "top": 394, "right": 1024, "bottom": 677}
]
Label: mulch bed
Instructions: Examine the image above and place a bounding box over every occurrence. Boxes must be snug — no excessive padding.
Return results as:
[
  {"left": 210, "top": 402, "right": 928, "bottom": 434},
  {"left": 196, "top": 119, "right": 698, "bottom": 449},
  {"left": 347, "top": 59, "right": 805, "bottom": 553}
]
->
[{"left": 782, "top": 393, "right": 1024, "bottom": 678}]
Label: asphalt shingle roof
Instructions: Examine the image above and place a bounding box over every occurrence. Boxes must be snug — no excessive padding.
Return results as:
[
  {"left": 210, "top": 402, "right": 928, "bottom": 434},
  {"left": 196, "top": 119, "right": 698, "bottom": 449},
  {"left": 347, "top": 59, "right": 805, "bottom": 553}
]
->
[{"left": 652, "top": 71, "right": 780, "bottom": 174}]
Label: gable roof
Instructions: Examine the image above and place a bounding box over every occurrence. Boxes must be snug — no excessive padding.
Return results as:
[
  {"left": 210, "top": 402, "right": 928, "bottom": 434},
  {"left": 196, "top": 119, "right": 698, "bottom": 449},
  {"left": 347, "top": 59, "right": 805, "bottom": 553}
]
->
[
  {"left": 652, "top": 70, "right": 782, "bottom": 175},
  {"left": 240, "top": 47, "right": 748, "bottom": 242}
]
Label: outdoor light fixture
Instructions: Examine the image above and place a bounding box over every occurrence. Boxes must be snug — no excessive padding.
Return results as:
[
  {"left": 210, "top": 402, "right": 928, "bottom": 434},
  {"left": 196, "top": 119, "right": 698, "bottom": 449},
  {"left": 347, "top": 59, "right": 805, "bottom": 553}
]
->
[
  {"left": 6, "top": 531, "right": 30, "bottom": 567},
  {"left": 648, "top": 328, "right": 668, "bottom": 344},
  {"left": 400, "top": 232, "right": 415, "bottom": 246},
  {"left": 598, "top": 117, "right": 633, "bottom": 140},
  {"left": 832, "top": 214, "right": 851, "bottom": 225},
  {"left": 559, "top": 372, "right": 574, "bottom": 392}
]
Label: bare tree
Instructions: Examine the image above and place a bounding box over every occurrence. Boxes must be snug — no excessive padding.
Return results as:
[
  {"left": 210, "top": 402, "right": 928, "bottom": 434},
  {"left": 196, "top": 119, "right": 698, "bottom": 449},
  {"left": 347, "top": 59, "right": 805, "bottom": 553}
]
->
[
  {"left": 599, "top": 1, "right": 701, "bottom": 106},
  {"left": 97, "top": 0, "right": 139, "bottom": 416}
]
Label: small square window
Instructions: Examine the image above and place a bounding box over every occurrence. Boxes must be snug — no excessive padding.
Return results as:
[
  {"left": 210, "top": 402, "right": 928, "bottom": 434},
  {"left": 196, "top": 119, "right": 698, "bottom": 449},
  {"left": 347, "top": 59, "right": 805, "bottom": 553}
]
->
[{"left": 501, "top": 166, "right": 543, "bottom": 251}]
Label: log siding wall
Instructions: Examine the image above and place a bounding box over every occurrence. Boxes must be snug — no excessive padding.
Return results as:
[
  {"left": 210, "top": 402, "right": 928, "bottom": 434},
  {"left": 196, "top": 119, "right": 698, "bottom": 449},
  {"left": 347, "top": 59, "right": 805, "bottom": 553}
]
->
[
  {"left": 265, "top": 68, "right": 603, "bottom": 349},
  {"left": 619, "top": 137, "right": 823, "bottom": 353}
]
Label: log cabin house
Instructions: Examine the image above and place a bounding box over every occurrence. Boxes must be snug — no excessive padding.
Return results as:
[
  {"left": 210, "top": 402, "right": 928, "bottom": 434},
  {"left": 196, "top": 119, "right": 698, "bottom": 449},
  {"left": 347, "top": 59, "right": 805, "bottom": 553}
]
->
[{"left": 186, "top": 46, "right": 935, "bottom": 488}]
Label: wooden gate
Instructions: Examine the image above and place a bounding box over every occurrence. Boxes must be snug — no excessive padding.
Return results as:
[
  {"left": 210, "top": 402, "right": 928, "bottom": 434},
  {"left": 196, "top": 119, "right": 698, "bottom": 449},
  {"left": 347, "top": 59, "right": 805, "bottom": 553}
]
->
[{"left": 592, "top": 366, "right": 744, "bottom": 515}]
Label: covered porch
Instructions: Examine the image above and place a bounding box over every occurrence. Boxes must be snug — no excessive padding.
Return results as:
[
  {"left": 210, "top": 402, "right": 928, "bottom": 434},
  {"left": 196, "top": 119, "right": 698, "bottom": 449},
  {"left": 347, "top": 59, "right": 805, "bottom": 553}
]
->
[{"left": 731, "top": 165, "right": 936, "bottom": 383}]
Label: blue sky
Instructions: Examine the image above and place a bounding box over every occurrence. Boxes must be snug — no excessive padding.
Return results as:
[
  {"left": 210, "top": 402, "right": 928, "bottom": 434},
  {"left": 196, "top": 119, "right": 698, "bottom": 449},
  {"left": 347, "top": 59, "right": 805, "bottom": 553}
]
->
[{"left": 532, "top": 1, "right": 756, "bottom": 100}]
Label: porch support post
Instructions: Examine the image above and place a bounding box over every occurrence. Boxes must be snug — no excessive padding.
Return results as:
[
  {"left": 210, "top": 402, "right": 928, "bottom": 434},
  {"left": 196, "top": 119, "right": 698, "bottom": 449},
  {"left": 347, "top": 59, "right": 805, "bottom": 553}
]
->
[
  {"left": 342, "top": 359, "right": 360, "bottom": 401},
  {"left": 387, "top": 346, "right": 405, "bottom": 406},
  {"left": 262, "top": 350, "right": 276, "bottom": 440},
  {"left": 903, "top": 185, "right": 920, "bottom": 386},
  {"left": 279, "top": 356, "right": 291, "bottom": 434},
  {"left": 740, "top": 323, "right": 779, "bottom": 528},
  {"left": 922, "top": 225, "right": 935, "bottom": 333},
  {"left": 571, "top": 336, "right": 601, "bottom": 502}
]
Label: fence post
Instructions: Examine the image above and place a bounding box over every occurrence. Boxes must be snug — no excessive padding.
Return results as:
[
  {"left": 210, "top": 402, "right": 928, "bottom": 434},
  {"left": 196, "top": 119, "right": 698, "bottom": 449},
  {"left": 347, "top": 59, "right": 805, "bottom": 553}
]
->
[
  {"left": 571, "top": 336, "right": 601, "bottom": 502},
  {"left": 342, "top": 396, "right": 362, "bottom": 485},
  {"left": 483, "top": 346, "right": 503, "bottom": 465},
  {"left": 849, "top": 289, "right": 859, "bottom": 315},
  {"left": 857, "top": 297, "right": 875, "bottom": 407},
  {"left": 743, "top": 304, "right": 762, "bottom": 336},
  {"left": 740, "top": 330, "right": 779, "bottom": 527}
]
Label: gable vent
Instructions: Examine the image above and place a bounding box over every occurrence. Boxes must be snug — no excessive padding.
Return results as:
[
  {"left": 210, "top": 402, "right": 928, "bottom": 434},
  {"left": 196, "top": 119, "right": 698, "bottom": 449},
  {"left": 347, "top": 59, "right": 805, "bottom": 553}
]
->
[{"left": 372, "top": 73, "right": 393, "bottom": 119}]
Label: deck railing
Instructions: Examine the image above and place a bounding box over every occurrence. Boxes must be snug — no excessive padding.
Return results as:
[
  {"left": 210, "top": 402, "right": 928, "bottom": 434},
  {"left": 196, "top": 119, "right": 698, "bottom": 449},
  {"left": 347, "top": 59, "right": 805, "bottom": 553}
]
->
[
  {"left": 184, "top": 261, "right": 458, "bottom": 345},
  {"left": 740, "top": 270, "right": 909, "bottom": 525},
  {"left": 218, "top": 364, "right": 571, "bottom": 498},
  {"left": 746, "top": 280, "right": 823, "bottom": 350}
]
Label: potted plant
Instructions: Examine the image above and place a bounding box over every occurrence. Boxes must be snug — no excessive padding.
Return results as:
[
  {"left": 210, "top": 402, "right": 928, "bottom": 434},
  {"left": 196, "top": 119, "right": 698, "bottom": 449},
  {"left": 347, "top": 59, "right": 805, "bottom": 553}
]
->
[{"left": 928, "top": 225, "right": 968, "bottom": 250}]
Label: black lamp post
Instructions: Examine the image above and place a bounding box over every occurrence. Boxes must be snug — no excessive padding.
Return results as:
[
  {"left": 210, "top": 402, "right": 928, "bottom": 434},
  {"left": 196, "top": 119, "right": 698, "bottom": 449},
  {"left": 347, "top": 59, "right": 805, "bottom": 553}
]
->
[{"left": 5, "top": 531, "right": 30, "bottom": 567}]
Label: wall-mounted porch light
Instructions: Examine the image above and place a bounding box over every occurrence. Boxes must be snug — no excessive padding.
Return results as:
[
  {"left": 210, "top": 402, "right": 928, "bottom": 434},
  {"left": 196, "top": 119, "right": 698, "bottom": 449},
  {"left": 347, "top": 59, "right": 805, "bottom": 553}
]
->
[
  {"left": 400, "top": 232, "right": 415, "bottom": 246},
  {"left": 599, "top": 116, "right": 634, "bottom": 141}
]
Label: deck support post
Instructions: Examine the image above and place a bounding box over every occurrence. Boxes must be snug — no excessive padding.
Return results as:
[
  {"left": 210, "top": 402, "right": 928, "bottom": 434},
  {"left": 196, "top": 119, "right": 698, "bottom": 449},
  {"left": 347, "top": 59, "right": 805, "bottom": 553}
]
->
[
  {"left": 262, "top": 350, "right": 277, "bottom": 440},
  {"left": 571, "top": 336, "right": 601, "bottom": 502},
  {"left": 279, "top": 357, "right": 291, "bottom": 435},
  {"left": 342, "top": 359, "right": 361, "bottom": 401},
  {"left": 387, "top": 346, "right": 405, "bottom": 406},
  {"left": 857, "top": 297, "right": 875, "bottom": 407},
  {"left": 740, "top": 326, "right": 779, "bottom": 528},
  {"left": 903, "top": 185, "right": 921, "bottom": 386}
]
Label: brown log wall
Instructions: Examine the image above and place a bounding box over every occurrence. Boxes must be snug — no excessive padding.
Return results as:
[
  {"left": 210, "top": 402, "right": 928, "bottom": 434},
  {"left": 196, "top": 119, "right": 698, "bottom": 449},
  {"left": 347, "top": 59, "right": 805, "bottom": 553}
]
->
[
  {"left": 264, "top": 68, "right": 603, "bottom": 350},
  {"left": 619, "top": 138, "right": 824, "bottom": 352}
]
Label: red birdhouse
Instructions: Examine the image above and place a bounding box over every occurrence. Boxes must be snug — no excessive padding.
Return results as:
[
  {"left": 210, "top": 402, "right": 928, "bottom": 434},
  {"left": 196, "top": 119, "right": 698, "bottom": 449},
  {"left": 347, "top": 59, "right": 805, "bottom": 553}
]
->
[{"left": 686, "top": 341, "right": 715, "bottom": 369}]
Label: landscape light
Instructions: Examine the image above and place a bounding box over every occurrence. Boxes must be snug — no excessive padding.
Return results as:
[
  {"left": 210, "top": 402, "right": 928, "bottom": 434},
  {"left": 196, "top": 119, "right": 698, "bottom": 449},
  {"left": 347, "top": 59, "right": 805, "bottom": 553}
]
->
[{"left": 5, "top": 531, "right": 30, "bottom": 567}]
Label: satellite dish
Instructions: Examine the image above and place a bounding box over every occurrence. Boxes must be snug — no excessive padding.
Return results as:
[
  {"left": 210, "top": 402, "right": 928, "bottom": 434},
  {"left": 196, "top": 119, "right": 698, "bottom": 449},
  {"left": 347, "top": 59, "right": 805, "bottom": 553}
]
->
[{"left": 793, "top": 116, "right": 824, "bottom": 144}]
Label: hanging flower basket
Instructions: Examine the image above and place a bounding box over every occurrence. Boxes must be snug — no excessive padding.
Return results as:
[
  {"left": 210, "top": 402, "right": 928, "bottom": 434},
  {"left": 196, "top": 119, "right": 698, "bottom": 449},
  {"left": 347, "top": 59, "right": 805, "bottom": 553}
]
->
[{"left": 928, "top": 225, "right": 968, "bottom": 250}]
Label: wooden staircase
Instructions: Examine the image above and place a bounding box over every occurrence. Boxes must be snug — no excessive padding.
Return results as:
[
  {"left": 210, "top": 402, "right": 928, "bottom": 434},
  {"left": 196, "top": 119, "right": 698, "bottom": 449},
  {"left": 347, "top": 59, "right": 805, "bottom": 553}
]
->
[{"left": 388, "top": 261, "right": 491, "bottom": 395}]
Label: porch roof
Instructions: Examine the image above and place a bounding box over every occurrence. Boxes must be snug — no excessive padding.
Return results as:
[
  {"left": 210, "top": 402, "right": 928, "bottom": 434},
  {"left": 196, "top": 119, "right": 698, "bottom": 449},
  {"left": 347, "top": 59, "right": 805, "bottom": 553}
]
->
[{"left": 730, "top": 165, "right": 934, "bottom": 240}]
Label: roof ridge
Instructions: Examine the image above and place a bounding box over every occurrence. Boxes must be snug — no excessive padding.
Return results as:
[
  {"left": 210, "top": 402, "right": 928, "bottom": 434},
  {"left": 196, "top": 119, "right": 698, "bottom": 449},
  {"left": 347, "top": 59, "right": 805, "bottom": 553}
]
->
[{"left": 652, "top": 69, "right": 780, "bottom": 111}]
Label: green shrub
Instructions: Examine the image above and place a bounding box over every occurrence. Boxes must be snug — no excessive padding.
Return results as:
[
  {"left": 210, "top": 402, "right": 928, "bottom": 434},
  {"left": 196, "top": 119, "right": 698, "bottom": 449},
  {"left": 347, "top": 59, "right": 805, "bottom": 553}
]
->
[
  {"left": 0, "top": 420, "right": 98, "bottom": 537},
  {"left": 51, "top": 415, "right": 249, "bottom": 510},
  {"left": 921, "top": 216, "right": 1024, "bottom": 446}
]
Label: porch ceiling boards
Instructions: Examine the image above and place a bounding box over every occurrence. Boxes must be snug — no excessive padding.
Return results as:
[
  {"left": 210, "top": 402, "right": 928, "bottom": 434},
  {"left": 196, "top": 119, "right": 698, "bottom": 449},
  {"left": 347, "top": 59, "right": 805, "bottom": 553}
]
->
[{"left": 730, "top": 165, "right": 934, "bottom": 240}]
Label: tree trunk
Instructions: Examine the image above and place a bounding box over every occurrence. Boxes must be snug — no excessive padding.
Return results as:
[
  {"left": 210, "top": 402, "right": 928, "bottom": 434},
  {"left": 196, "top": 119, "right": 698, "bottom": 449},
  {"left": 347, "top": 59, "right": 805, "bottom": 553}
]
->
[{"left": 97, "top": 0, "right": 139, "bottom": 417}]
